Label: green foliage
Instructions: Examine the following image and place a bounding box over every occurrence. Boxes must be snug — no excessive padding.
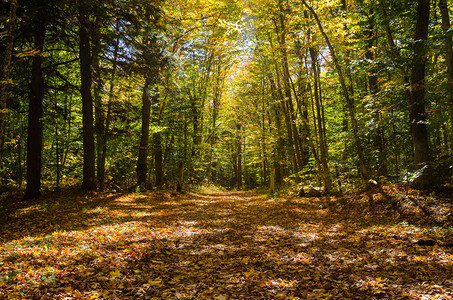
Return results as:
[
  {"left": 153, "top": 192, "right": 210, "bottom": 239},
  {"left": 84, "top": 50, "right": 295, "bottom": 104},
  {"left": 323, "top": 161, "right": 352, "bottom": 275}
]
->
[{"left": 1, "top": 0, "right": 453, "bottom": 194}]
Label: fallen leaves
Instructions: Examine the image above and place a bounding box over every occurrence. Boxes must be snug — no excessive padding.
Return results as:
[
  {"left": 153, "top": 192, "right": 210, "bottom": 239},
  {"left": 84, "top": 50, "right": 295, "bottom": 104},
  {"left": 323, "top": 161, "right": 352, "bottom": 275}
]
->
[{"left": 0, "top": 188, "right": 452, "bottom": 298}]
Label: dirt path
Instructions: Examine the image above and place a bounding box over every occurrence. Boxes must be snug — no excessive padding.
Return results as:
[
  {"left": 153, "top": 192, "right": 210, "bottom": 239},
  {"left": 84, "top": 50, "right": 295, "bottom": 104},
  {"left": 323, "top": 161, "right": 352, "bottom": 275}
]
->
[{"left": 0, "top": 190, "right": 452, "bottom": 299}]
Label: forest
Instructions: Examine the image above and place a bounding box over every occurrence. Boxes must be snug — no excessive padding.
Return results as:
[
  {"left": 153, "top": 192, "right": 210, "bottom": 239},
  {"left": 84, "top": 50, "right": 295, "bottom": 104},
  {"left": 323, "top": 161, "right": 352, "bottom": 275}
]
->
[
  {"left": 0, "top": 0, "right": 453, "bottom": 299},
  {"left": 0, "top": 0, "right": 452, "bottom": 196}
]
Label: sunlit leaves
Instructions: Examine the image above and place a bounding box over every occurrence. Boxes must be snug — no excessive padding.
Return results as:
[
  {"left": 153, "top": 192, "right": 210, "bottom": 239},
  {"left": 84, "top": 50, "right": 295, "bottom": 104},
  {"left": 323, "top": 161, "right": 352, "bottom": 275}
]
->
[{"left": 1, "top": 188, "right": 452, "bottom": 298}]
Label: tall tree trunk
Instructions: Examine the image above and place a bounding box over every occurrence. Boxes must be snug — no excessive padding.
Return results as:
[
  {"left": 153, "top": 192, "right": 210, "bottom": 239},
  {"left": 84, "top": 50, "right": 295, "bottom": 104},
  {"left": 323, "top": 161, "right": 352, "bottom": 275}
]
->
[
  {"left": 208, "top": 61, "right": 223, "bottom": 183},
  {"left": 153, "top": 131, "right": 164, "bottom": 187},
  {"left": 189, "top": 88, "right": 201, "bottom": 157},
  {"left": 92, "top": 27, "right": 104, "bottom": 190},
  {"left": 309, "top": 46, "right": 332, "bottom": 192},
  {"left": 24, "top": 16, "right": 46, "bottom": 199},
  {"left": 294, "top": 38, "right": 311, "bottom": 167},
  {"left": 231, "top": 144, "right": 238, "bottom": 187},
  {"left": 98, "top": 31, "right": 120, "bottom": 190},
  {"left": 268, "top": 31, "right": 298, "bottom": 175},
  {"left": 307, "top": 81, "right": 324, "bottom": 188},
  {"left": 153, "top": 88, "right": 163, "bottom": 187},
  {"left": 137, "top": 75, "right": 152, "bottom": 187},
  {"left": 261, "top": 80, "right": 268, "bottom": 185},
  {"left": 102, "top": 50, "right": 117, "bottom": 190},
  {"left": 78, "top": 8, "right": 96, "bottom": 190},
  {"left": 136, "top": 0, "right": 163, "bottom": 188},
  {"left": 301, "top": 0, "right": 369, "bottom": 184},
  {"left": 274, "top": 66, "right": 298, "bottom": 174},
  {"left": 410, "top": 0, "right": 431, "bottom": 188},
  {"left": 55, "top": 122, "right": 60, "bottom": 187},
  {"left": 275, "top": 6, "right": 304, "bottom": 173},
  {"left": 438, "top": 0, "right": 453, "bottom": 168},
  {"left": 269, "top": 74, "right": 284, "bottom": 186},
  {"left": 0, "top": 0, "right": 18, "bottom": 163},
  {"left": 236, "top": 122, "right": 243, "bottom": 188}
]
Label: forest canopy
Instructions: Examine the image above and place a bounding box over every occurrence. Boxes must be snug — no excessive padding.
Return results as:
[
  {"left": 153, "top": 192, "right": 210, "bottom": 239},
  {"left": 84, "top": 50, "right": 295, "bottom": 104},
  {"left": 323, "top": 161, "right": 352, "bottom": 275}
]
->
[{"left": 0, "top": 0, "right": 452, "bottom": 198}]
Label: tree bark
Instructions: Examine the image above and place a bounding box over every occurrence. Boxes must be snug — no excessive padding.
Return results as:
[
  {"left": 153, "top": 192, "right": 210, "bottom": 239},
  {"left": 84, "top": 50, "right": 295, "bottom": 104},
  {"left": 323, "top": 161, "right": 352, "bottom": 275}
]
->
[
  {"left": 137, "top": 75, "right": 152, "bottom": 187},
  {"left": 268, "top": 30, "right": 298, "bottom": 175},
  {"left": 309, "top": 46, "right": 332, "bottom": 191},
  {"left": 92, "top": 26, "right": 105, "bottom": 190},
  {"left": 268, "top": 74, "right": 284, "bottom": 186},
  {"left": 189, "top": 89, "right": 200, "bottom": 158},
  {"left": 275, "top": 6, "right": 304, "bottom": 173},
  {"left": 78, "top": 7, "right": 96, "bottom": 190},
  {"left": 410, "top": 0, "right": 431, "bottom": 188},
  {"left": 97, "top": 29, "right": 120, "bottom": 190},
  {"left": 294, "top": 38, "right": 311, "bottom": 167},
  {"left": 153, "top": 88, "right": 163, "bottom": 187},
  {"left": 24, "top": 16, "right": 46, "bottom": 199},
  {"left": 438, "top": 0, "right": 453, "bottom": 168},
  {"left": 236, "top": 122, "right": 242, "bottom": 188},
  {"left": 0, "top": 0, "right": 18, "bottom": 164},
  {"left": 261, "top": 80, "right": 268, "bottom": 185}
]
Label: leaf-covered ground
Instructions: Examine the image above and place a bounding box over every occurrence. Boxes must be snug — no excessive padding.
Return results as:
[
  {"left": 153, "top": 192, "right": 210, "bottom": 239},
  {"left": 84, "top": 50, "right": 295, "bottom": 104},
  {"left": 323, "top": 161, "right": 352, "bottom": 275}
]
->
[{"left": 0, "top": 186, "right": 452, "bottom": 299}]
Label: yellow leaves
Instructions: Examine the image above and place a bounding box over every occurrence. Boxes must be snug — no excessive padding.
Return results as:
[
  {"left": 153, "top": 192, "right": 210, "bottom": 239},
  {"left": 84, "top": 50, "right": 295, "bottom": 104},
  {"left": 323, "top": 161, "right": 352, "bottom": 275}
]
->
[
  {"left": 301, "top": 257, "right": 311, "bottom": 264},
  {"left": 241, "top": 256, "right": 250, "bottom": 264},
  {"left": 1, "top": 189, "right": 453, "bottom": 298},
  {"left": 90, "top": 280, "right": 104, "bottom": 290},
  {"left": 413, "top": 255, "right": 426, "bottom": 262},
  {"left": 109, "top": 269, "right": 121, "bottom": 278},
  {"left": 169, "top": 275, "right": 184, "bottom": 284},
  {"left": 15, "top": 48, "right": 47, "bottom": 58},
  {"left": 1, "top": 78, "right": 13, "bottom": 85},
  {"left": 243, "top": 267, "right": 255, "bottom": 278},
  {"left": 145, "top": 277, "right": 163, "bottom": 286}
]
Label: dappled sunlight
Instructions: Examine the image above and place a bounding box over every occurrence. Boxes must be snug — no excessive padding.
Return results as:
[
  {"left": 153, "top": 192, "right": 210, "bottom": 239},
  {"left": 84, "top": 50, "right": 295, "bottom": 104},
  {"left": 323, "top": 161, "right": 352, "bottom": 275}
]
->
[
  {"left": 12, "top": 204, "right": 44, "bottom": 218},
  {"left": 1, "top": 190, "right": 452, "bottom": 298}
]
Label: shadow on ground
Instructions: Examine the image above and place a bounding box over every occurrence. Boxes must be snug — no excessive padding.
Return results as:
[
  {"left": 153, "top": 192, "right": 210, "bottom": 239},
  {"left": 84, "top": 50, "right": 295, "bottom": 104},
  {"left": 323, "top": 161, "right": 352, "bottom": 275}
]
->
[{"left": 0, "top": 189, "right": 452, "bottom": 299}]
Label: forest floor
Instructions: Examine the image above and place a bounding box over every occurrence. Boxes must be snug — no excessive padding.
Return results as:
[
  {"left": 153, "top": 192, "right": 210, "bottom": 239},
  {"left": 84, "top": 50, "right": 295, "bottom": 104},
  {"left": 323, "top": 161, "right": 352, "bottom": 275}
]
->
[{"left": 0, "top": 185, "right": 452, "bottom": 299}]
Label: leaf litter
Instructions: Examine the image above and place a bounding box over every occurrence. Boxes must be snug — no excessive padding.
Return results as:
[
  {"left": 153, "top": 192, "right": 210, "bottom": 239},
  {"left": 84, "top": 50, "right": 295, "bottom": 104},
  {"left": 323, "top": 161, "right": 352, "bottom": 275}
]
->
[{"left": 0, "top": 186, "right": 452, "bottom": 299}]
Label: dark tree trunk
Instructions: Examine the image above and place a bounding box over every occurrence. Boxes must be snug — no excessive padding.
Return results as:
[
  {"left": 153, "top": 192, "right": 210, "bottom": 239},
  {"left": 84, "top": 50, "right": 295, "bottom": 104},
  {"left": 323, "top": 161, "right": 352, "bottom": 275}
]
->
[
  {"left": 78, "top": 9, "right": 96, "bottom": 190},
  {"left": 101, "top": 33, "right": 119, "bottom": 190},
  {"left": 92, "top": 28, "right": 105, "bottom": 190},
  {"left": 189, "top": 89, "right": 200, "bottom": 159},
  {"left": 136, "top": 75, "right": 152, "bottom": 187},
  {"left": 236, "top": 122, "right": 242, "bottom": 188},
  {"left": 152, "top": 88, "right": 164, "bottom": 187},
  {"left": 177, "top": 162, "right": 184, "bottom": 192},
  {"left": 294, "top": 38, "right": 311, "bottom": 167},
  {"left": 24, "top": 16, "right": 46, "bottom": 199},
  {"left": 153, "top": 131, "right": 163, "bottom": 187},
  {"left": 0, "top": 0, "right": 18, "bottom": 163},
  {"left": 410, "top": 0, "right": 431, "bottom": 188},
  {"left": 438, "top": 0, "right": 453, "bottom": 168}
]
